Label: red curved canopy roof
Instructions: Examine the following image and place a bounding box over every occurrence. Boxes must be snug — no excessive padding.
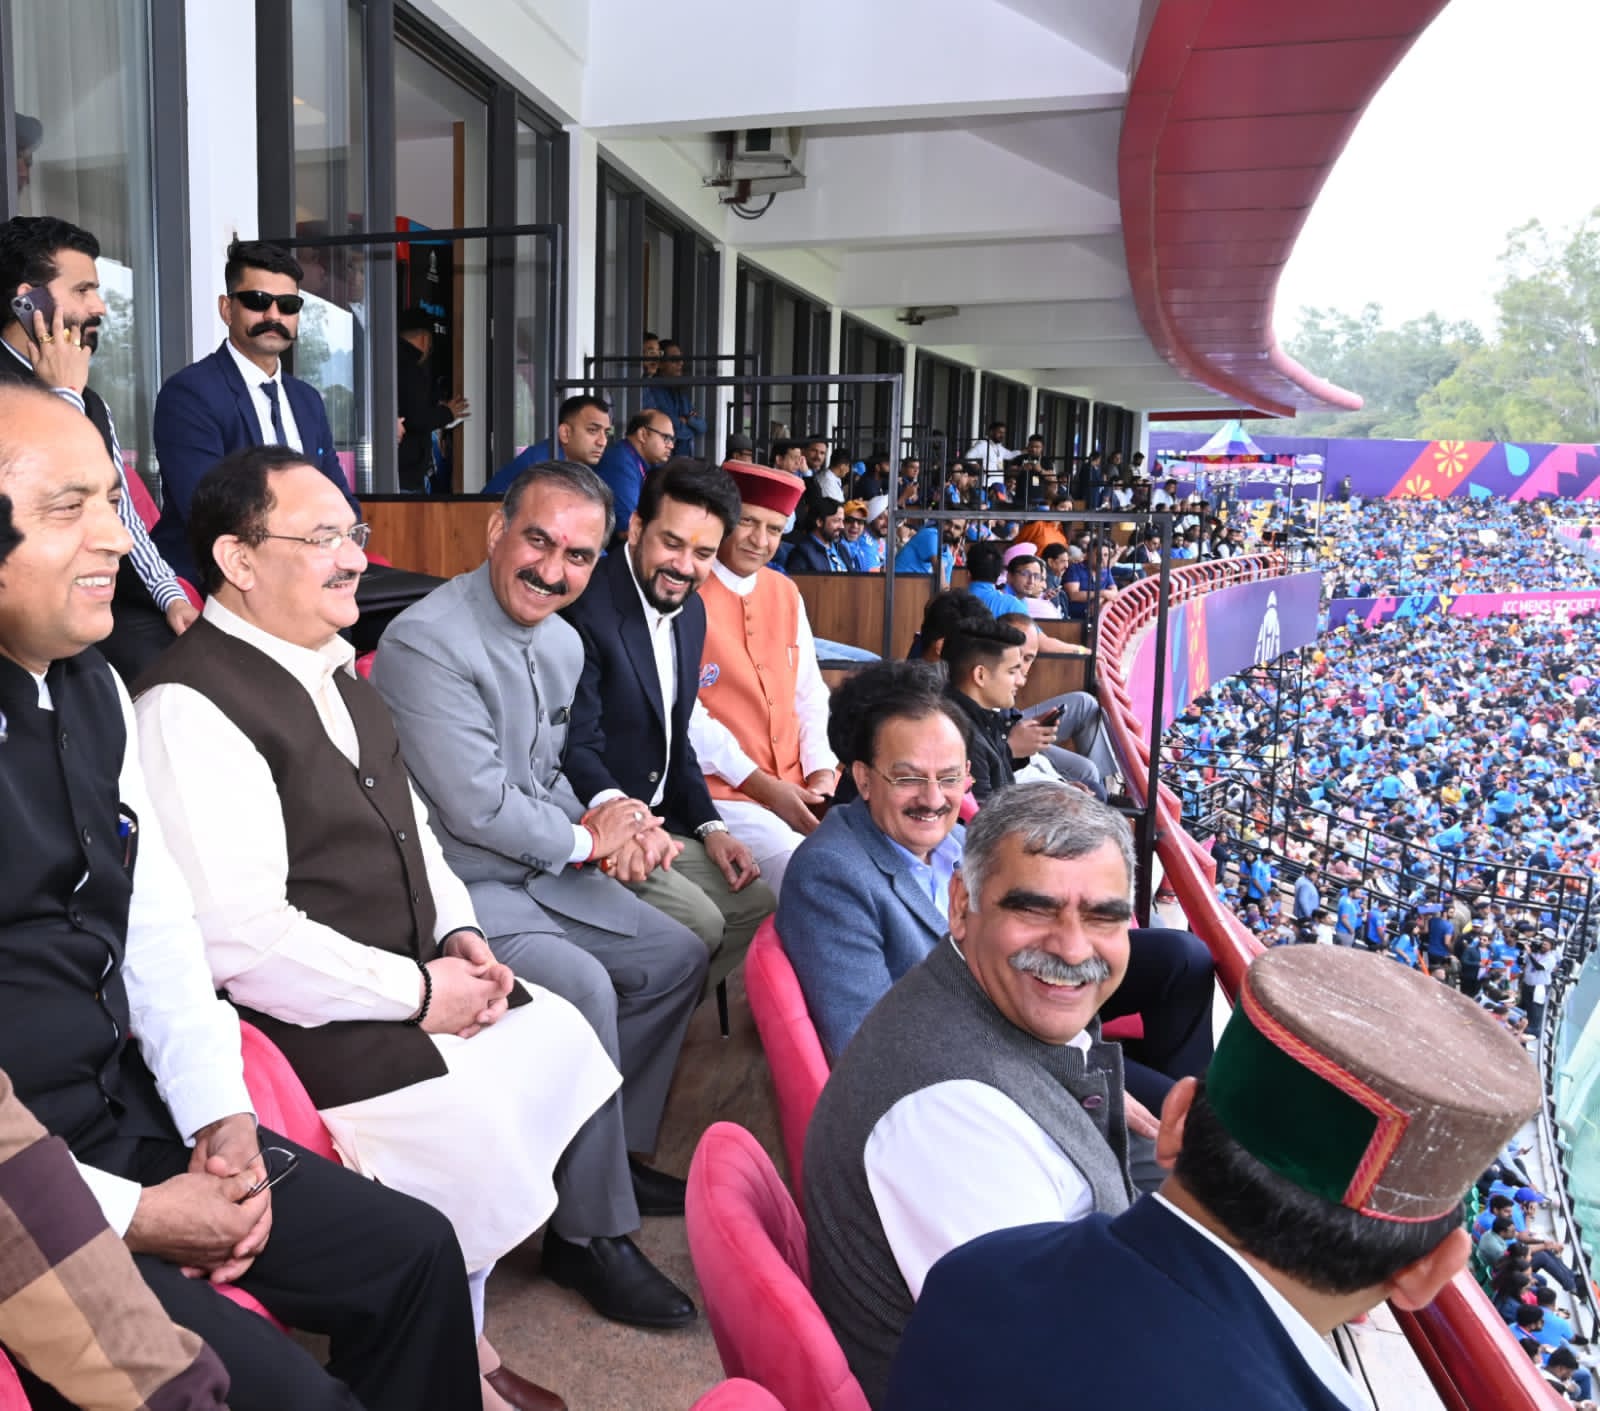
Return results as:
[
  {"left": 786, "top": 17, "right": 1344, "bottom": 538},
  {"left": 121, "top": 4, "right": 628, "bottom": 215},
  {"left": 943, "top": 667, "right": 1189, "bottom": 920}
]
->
[{"left": 1120, "top": 0, "right": 1452, "bottom": 418}]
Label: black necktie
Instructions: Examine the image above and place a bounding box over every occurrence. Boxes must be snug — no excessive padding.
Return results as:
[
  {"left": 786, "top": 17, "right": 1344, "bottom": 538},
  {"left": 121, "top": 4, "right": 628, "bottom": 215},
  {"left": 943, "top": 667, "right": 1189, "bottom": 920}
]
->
[{"left": 260, "top": 382, "right": 289, "bottom": 447}]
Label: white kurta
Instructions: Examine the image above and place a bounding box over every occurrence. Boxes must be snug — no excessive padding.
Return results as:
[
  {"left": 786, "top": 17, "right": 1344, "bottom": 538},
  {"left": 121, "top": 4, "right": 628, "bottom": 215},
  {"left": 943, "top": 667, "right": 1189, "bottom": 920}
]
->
[
  {"left": 688, "top": 559, "right": 839, "bottom": 895},
  {"left": 135, "top": 599, "right": 620, "bottom": 1272}
]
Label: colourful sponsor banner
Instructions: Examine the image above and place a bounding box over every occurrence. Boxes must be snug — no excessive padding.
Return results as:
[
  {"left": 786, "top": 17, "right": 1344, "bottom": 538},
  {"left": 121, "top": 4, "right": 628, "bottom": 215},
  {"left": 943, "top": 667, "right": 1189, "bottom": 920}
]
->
[
  {"left": 1129, "top": 572, "right": 1322, "bottom": 730},
  {"left": 1330, "top": 592, "right": 1600, "bottom": 628},
  {"left": 1148, "top": 432, "right": 1600, "bottom": 502}
]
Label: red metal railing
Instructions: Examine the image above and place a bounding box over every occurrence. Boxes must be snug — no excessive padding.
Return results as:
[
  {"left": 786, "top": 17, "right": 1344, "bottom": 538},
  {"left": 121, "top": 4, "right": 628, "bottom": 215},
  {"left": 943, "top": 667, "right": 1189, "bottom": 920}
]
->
[{"left": 1093, "top": 556, "right": 1550, "bottom": 1411}]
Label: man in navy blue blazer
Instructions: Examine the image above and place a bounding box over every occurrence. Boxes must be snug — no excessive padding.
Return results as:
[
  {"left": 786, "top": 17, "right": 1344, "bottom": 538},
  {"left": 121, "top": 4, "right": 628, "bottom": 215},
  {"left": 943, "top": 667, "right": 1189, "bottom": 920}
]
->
[
  {"left": 562, "top": 459, "right": 774, "bottom": 1000},
  {"left": 152, "top": 239, "right": 358, "bottom": 586},
  {"left": 779, "top": 660, "right": 1214, "bottom": 1106}
]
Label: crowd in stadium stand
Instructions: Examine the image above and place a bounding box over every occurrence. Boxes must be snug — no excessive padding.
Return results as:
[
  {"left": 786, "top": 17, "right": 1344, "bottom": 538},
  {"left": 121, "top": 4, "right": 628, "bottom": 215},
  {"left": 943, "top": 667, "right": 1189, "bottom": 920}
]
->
[{"left": 1317, "top": 496, "right": 1600, "bottom": 597}]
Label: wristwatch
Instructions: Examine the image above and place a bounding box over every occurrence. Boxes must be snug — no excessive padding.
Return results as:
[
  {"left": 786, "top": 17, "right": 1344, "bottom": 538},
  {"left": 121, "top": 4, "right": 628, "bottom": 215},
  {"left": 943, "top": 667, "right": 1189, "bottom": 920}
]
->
[{"left": 694, "top": 820, "right": 730, "bottom": 841}]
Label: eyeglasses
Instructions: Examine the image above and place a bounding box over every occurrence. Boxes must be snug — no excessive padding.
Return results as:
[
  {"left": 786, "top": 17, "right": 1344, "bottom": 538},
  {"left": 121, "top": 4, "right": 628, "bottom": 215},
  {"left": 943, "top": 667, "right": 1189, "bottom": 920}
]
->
[
  {"left": 259, "top": 522, "right": 372, "bottom": 554},
  {"left": 844, "top": 516, "right": 867, "bottom": 527},
  {"left": 645, "top": 427, "right": 677, "bottom": 444},
  {"left": 871, "top": 765, "right": 970, "bottom": 793},
  {"left": 230, "top": 290, "right": 305, "bottom": 315},
  {"left": 241, "top": 1146, "right": 300, "bottom": 1199}
]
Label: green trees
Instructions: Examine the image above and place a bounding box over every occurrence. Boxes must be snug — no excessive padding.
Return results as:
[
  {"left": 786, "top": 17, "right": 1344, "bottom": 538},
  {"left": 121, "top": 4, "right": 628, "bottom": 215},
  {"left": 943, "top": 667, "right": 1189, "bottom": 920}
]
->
[{"left": 1276, "top": 208, "right": 1600, "bottom": 442}]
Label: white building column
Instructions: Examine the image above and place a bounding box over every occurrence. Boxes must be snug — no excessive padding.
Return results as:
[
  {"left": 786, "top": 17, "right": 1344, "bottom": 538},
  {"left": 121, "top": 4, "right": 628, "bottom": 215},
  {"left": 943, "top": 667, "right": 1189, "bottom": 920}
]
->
[
  {"left": 184, "top": 0, "right": 258, "bottom": 359},
  {"left": 565, "top": 126, "right": 598, "bottom": 380}
]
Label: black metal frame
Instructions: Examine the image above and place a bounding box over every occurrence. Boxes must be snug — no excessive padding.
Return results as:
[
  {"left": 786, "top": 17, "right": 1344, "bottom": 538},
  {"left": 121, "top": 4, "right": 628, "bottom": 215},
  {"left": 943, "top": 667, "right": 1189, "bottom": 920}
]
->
[
  {"left": 734, "top": 258, "right": 832, "bottom": 439},
  {"left": 1, "top": 0, "right": 192, "bottom": 408},
  {"left": 914, "top": 351, "right": 977, "bottom": 462}
]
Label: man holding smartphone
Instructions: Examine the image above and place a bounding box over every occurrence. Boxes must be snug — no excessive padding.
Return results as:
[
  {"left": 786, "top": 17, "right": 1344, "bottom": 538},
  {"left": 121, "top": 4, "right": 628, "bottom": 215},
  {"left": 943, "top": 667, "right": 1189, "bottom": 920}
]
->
[{"left": 0, "top": 216, "right": 198, "bottom": 678}]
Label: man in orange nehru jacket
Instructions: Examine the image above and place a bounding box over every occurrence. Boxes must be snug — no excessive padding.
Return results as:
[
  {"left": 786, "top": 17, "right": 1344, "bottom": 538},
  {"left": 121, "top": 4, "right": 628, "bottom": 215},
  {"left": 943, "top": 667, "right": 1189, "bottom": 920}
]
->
[{"left": 688, "top": 462, "right": 840, "bottom": 897}]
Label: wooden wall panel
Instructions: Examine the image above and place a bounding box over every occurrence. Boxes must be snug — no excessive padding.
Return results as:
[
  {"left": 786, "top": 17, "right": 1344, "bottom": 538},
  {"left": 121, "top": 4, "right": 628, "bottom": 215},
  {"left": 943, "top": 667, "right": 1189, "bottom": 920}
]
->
[{"left": 361, "top": 497, "right": 496, "bottom": 580}]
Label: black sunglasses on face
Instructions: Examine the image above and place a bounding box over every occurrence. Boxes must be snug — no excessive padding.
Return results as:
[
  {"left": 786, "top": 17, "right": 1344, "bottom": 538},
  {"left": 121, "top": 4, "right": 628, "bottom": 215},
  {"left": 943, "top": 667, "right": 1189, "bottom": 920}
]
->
[{"left": 231, "top": 290, "right": 305, "bottom": 315}]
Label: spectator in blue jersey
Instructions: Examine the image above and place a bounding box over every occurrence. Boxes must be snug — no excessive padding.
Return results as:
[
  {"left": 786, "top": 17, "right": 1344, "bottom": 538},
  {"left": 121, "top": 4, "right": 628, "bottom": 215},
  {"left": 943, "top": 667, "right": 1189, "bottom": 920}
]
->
[
  {"left": 1063, "top": 542, "right": 1119, "bottom": 620},
  {"left": 640, "top": 340, "right": 706, "bottom": 456},
  {"left": 838, "top": 498, "right": 883, "bottom": 572},
  {"left": 1388, "top": 923, "right": 1423, "bottom": 971},
  {"left": 593, "top": 407, "right": 673, "bottom": 545},
  {"left": 1335, "top": 890, "right": 1360, "bottom": 946},
  {"left": 895, "top": 518, "right": 965, "bottom": 583},
  {"left": 1293, "top": 871, "right": 1321, "bottom": 939},
  {"left": 786, "top": 497, "right": 849, "bottom": 573},
  {"left": 483, "top": 393, "right": 611, "bottom": 496},
  {"left": 1364, "top": 903, "right": 1388, "bottom": 951},
  {"left": 1244, "top": 852, "right": 1273, "bottom": 905},
  {"left": 963, "top": 541, "right": 1029, "bottom": 617}
]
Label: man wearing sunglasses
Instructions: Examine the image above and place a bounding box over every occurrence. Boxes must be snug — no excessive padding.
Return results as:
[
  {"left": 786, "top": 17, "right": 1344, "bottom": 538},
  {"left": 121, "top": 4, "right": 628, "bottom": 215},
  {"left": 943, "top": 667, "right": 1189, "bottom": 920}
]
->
[
  {"left": 151, "top": 240, "right": 354, "bottom": 588},
  {"left": 154, "top": 239, "right": 439, "bottom": 649}
]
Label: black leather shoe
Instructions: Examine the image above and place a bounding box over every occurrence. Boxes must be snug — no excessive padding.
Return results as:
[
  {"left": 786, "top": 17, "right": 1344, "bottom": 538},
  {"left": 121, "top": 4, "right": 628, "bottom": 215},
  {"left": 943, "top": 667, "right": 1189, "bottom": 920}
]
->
[
  {"left": 541, "top": 1232, "right": 698, "bottom": 1328},
  {"left": 629, "top": 1157, "right": 687, "bottom": 1216}
]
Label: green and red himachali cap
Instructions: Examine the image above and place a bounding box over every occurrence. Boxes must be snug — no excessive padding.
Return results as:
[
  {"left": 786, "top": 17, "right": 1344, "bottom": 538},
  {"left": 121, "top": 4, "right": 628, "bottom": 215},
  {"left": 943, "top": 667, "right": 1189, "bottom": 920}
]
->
[{"left": 1205, "top": 946, "right": 1540, "bottom": 1221}]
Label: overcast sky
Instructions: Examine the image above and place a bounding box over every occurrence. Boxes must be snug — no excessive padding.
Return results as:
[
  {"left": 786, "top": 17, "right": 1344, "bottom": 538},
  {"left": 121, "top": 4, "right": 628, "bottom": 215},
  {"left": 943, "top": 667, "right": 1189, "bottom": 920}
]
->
[{"left": 1273, "top": 0, "right": 1599, "bottom": 340}]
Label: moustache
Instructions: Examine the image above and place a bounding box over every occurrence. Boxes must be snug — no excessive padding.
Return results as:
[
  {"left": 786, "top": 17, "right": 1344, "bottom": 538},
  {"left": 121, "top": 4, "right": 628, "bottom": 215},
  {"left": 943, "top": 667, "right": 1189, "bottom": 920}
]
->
[
  {"left": 323, "top": 570, "right": 360, "bottom": 589},
  {"left": 902, "top": 803, "right": 952, "bottom": 822},
  {"left": 1008, "top": 950, "right": 1112, "bottom": 987},
  {"left": 516, "top": 566, "right": 568, "bottom": 597},
  {"left": 249, "top": 321, "right": 296, "bottom": 342},
  {"left": 653, "top": 569, "right": 694, "bottom": 589}
]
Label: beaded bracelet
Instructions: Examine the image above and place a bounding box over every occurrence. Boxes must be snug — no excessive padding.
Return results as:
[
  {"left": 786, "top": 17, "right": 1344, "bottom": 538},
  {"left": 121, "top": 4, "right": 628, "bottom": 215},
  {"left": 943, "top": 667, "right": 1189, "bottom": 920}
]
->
[{"left": 404, "top": 959, "right": 433, "bottom": 1027}]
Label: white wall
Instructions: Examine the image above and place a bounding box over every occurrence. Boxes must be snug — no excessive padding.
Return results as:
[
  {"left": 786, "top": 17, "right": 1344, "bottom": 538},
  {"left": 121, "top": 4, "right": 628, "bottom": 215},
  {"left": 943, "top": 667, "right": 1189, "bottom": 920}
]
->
[{"left": 184, "top": 0, "right": 259, "bottom": 358}]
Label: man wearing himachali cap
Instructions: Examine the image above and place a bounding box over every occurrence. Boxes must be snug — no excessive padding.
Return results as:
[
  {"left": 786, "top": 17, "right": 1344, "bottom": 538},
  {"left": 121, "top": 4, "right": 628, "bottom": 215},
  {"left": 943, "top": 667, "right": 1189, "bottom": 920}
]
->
[
  {"left": 688, "top": 461, "right": 840, "bottom": 896},
  {"left": 886, "top": 944, "right": 1541, "bottom": 1411}
]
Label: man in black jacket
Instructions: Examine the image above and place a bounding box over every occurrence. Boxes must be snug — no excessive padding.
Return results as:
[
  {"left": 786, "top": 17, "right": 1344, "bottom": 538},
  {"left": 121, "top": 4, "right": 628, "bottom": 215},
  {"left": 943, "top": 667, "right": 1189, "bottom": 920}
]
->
[
  {"left": 940, "top": 620, "right": 1031, "bottom": 801},
  {"left": 396, "top": 307, "right": 468, "bottom": 492},
  {"left": 562, "top": 459, "right": 774, "bottom": 997}
]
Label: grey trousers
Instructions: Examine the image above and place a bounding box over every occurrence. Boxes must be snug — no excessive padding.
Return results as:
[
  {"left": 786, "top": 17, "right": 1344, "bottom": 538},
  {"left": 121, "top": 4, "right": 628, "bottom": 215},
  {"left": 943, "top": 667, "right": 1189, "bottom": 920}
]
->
[
  {"left": 624, "top": 835, "right": 776, "bottom": 1001},
  {"left": 487, "top": 904, "right": 707, "bottom": 1240},
  {"left": 1024, "top": 690, "right": 1120, "bottom": 787}
]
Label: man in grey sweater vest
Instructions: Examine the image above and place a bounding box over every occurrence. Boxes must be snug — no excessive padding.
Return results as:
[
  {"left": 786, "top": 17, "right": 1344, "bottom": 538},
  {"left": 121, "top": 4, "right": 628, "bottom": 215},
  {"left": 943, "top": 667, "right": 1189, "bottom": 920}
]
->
[{"left": 804, "top": 781, "right": 1142, "bottom": 1407}]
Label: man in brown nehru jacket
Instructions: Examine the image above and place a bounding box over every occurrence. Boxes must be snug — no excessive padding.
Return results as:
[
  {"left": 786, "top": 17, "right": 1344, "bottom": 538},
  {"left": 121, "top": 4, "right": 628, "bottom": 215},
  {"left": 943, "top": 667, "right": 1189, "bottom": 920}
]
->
[{"left": 887, "top": 945, "right": 1542, "bottom": 1411}]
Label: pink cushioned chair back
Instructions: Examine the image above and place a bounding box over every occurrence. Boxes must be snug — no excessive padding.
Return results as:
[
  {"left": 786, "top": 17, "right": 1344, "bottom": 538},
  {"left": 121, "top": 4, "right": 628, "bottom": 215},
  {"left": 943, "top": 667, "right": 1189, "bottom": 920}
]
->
[
  {"left": 688, "top": 1379, "right": 787, "bottom": 1411},
  {"left": 121, "top": 465, "right": 202, "bottom": 610},
  {"left": 743, "top": 920, "right": 829, "bottom": 1203},
  {"left": 0, "top": 1350, "right": 27, "bottom": 1411},
  {"left": 237, "top": 1020, "right": 339, "bottom": 1163},
  {"left": 686, "top": 1123, "right": 869, "bottom": 1411},
  {"left": 958, "top": 791, "right": 979, "bottom": 823}
]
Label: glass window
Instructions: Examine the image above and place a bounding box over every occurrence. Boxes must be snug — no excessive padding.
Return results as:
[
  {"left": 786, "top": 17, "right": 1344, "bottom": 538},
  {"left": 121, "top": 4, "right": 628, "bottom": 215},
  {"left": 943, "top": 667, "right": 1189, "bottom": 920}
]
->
[
  {"left": 290, "top": 0, "right": 370, "bottom": 487},
  {"left": 512, "top": 117, "right": 558, "bottom": 455},
  {"left": 10, "top": 0, "right": 159, "bottom": 485},
  {"left": 393, "top": 42, "right": 489, "bottom": 491}
]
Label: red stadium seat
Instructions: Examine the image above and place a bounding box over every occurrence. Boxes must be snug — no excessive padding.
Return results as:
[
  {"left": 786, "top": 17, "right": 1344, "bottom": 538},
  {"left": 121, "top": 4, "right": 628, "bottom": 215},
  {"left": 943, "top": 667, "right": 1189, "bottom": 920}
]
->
[
  {"left": 688, "top": 1379, "right": 788, "bottom": 1411},
  {"left": 744, "top": 920, "right": 829, "bottom": 1202},
  {"left": 0, "top": 1351, "right": 26, "bottom": 1411},
  {"left": 237, "top": 1020, "right": 340, "bottom": 1165},
  {"left": 120, "top": 462, "right": 202, "bottom": 609},
  {"left": 686, "top": 1123, "right": 869, "bottom": 1411}
]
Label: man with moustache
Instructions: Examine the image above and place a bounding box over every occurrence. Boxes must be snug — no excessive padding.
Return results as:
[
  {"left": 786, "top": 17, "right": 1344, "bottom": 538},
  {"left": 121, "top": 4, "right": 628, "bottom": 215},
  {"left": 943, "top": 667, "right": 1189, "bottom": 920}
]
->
[
  {"left": 0, "top": 384, "right": 484, "bottom": 1411},
  {"left": 152, "top": 239, "right": 432, "bottom": 646},
  {"left": 803, "top": 781, "right": 1142, "bottom": 1408},
  {"left": 562, "top": 459, "right": 775, "bottom": 1002},
  {"left": 784, "top": 496, "right": 848, "bottom": 574},
  {"left": 0, "top": 216, "right": 197, "bottom": 678},
  {"left": 688, "top": 462, "right": 838, "bottom": 896},
  {"left": 372, "top": 460, "right": 707, "bottom": 1326}
]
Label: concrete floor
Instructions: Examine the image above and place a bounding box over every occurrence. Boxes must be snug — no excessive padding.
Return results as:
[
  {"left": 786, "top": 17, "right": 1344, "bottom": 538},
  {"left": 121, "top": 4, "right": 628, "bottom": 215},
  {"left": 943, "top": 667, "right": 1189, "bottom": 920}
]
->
[{"left": 484, "top": 972, "right": 782, "bottom": 1411}]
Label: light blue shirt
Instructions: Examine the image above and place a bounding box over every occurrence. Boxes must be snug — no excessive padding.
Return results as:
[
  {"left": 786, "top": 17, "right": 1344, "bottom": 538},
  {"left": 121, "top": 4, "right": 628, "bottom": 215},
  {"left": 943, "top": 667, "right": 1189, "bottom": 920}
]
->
[{"left": 884, "top": 832, "right": 963, "bottom": 921}]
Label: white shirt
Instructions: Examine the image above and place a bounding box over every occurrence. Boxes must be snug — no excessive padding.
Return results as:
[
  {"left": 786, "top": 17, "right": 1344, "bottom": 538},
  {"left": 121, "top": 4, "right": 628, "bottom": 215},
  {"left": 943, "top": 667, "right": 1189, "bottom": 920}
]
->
[
  {"left": 27, "top": 670, "right": 255, "bottom": 1235},
  {"left": 689, "top": 558, "right": 838, "bottom": 788},
  {"left": 626, "top": 561, "right": 680, "bottom": 808},
  {"left": 225, "top": 338, "right": 303, "bottom": 452},
  {"left": 1152, "top": 1195, "right": 1370, "bottom": 1410},
  {"left": 814, "top": 470, "right": 845, "bottom": 502},
  {"left": 135, "top": 599, "right": 479, "bottom": 1028},
  {"left": 965, "top": 438, "right": 1022, "bottom": 478},
  {"left": 864, "top": 993, "right": 1098, "bottom": 1300}
]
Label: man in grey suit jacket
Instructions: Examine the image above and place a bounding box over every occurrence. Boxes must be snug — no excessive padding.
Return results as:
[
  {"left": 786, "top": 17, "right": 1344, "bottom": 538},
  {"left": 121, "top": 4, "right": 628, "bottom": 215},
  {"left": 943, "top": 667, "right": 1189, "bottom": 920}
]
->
[{"left": 372, "top": 461, "right": 708, "bottom": 1331}]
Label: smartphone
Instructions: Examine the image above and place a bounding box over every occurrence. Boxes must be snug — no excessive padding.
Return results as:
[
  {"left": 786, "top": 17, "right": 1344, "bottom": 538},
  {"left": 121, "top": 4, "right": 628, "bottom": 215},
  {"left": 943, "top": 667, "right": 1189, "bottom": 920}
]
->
[
  {"left": 1038, "top": 705, "right": 1065, "bottom": 728},
  {"left": 10, "top": 287, "right": 56, "bottom": 330}
]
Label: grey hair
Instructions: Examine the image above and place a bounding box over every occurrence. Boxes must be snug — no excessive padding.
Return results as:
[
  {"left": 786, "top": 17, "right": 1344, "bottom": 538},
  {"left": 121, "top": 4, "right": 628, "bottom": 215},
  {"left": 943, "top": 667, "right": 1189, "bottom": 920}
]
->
[
  {"left": 961, "top": 781, "right": 1135, "bottom": 909},
  {"left": 501, "top": 459, "right": 615, "bottom": 542}
]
